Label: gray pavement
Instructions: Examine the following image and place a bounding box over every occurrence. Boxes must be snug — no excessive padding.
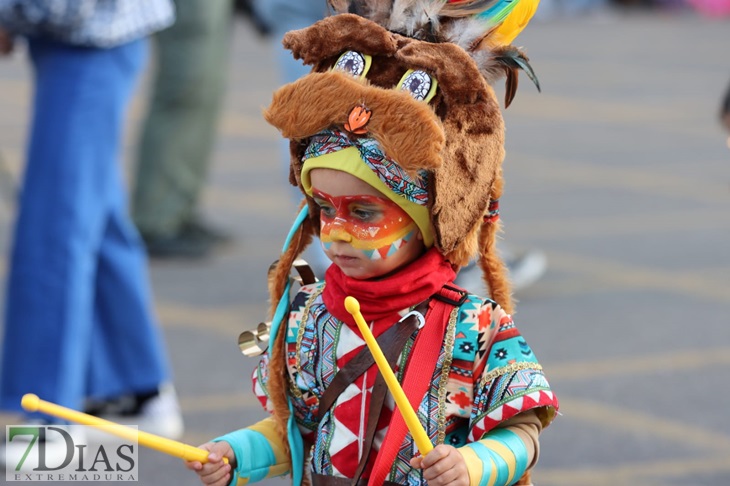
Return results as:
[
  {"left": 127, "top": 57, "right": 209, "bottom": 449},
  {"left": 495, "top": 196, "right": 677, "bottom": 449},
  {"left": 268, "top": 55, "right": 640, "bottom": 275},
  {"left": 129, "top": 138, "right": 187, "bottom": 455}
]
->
[{"left": 1, "top": 7, "right": 729, "bottom": 486}]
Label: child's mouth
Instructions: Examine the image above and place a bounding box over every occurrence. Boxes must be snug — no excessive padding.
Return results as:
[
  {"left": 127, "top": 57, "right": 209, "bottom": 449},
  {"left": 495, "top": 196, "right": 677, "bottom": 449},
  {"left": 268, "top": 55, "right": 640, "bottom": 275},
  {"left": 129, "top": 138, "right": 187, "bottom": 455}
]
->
[{"left": 333, "top": 254, "right": 358, "bottom": 265}]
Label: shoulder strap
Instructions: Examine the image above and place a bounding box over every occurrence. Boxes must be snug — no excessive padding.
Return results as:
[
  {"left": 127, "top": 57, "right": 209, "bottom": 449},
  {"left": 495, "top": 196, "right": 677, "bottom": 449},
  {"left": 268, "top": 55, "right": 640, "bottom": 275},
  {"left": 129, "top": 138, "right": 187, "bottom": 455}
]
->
[{"left": 317, "top": 300, "right": 428, "bottom": 422}]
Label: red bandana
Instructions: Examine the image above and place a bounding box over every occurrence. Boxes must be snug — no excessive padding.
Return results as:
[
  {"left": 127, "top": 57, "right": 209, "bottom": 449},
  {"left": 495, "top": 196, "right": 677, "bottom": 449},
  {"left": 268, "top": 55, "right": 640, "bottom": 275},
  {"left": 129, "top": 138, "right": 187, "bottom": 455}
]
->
[{"left": 322, "top": 248, "right": 456, "bottom": 336}]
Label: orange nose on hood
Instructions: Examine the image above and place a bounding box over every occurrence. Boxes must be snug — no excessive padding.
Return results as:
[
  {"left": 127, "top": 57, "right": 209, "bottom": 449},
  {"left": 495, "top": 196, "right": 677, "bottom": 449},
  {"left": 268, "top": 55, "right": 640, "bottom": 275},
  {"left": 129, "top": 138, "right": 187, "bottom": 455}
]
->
[{"left": 344, "top": 104, "right": 372, "bottom": 135}]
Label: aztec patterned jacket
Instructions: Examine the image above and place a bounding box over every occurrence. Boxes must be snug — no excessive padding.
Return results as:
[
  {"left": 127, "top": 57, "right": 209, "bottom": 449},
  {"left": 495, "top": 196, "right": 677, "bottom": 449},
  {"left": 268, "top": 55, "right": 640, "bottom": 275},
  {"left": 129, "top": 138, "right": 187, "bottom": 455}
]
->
[{"left": 217, "top": 281, "right": 559, "bottom": 485}]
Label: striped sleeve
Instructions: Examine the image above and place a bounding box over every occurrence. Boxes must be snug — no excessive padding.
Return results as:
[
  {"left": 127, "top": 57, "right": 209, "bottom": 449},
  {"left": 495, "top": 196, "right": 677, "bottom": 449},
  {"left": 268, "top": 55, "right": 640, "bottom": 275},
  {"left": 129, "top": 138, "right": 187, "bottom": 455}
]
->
[{"left": 458, "top": 410, "right": 541, "bottom": 486}]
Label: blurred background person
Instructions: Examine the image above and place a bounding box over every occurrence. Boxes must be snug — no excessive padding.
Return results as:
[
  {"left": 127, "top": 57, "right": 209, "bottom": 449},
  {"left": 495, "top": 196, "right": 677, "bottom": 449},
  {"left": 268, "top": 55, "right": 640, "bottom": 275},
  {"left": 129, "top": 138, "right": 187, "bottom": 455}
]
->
[
  {"left": 132, "top": 0, "right": 235, "bottom": 259},
  {"left": 0, "top": 0, "right": 183, "bottom": 467}
]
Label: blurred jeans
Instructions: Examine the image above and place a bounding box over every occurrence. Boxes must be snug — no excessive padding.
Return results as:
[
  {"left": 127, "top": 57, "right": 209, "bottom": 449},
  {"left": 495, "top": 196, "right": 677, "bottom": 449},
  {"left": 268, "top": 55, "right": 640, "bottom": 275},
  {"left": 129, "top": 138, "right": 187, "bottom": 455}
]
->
[{"left": 0, "top": 37, "right": 170, "bottom": 415}]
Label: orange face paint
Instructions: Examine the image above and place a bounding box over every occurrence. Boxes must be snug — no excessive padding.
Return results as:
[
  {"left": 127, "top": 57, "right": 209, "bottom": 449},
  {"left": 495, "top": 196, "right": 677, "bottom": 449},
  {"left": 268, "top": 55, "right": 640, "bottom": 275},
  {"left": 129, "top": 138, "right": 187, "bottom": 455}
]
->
[{"left": 313, "top": 189, "right": 417, "bottom": 260}]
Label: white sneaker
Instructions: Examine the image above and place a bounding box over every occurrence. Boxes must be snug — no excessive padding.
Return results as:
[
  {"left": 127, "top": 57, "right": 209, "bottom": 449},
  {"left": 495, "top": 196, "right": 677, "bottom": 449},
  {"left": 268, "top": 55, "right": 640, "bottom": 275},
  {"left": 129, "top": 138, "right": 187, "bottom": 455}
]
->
[
  {"left": 132, "top": 384, "right": 184, "bottom": 440},
  {"left": 504, "top": 249, "right": 547, "bottom": 292},
  {"left": 84, "top": 384, "right": 184, "bottom": 441}
]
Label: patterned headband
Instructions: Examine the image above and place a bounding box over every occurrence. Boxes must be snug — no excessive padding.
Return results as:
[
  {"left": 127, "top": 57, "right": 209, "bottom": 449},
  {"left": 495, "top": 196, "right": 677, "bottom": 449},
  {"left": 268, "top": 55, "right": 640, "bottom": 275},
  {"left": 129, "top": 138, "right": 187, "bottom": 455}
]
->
[{"left": 303, "top": 128, "right": 429, "bottom": 207}]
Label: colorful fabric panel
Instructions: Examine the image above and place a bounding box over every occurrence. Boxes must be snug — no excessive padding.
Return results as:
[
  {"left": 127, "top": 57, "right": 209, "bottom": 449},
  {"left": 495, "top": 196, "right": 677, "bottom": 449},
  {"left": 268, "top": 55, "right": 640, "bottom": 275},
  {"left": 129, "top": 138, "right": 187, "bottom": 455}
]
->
[{"left": 468, "top": 299, "right": 557, "bottom": 440}]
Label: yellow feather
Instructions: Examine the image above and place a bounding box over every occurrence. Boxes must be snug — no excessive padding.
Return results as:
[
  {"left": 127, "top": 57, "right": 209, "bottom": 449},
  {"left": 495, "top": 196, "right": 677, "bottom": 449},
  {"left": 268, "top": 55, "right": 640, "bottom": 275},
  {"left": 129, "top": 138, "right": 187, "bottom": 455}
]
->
[{"left": 490, "top": 0, "right": 541, "bottom": 46}]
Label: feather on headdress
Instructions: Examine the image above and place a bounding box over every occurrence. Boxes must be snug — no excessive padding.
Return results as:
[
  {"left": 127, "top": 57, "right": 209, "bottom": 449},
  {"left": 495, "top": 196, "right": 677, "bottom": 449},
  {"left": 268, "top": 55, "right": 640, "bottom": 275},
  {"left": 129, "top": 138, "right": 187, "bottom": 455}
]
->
[
  {"left": 327, "top": 0, "right": 541, "bottom": 106},
  {"left": 327, "top": 0, "right": 539, "bottom": 42}
]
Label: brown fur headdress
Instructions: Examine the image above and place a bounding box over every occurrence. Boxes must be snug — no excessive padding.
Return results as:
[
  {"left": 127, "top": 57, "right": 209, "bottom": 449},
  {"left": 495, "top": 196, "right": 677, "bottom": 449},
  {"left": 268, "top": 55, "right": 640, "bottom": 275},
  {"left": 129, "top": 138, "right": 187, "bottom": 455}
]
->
[{"left": 265, "top": 1, "right": 541, "bottom": 314}]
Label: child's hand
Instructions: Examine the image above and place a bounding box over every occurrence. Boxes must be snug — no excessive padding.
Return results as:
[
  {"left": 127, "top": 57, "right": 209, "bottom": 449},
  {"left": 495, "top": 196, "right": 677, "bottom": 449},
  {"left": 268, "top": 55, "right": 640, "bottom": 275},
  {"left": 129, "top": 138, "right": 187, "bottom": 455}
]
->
[
  {"left": 410, "top": 444, "right": 470, "bottom": 485},
  {"left": 185, "top": 441, "right": 236, "bottom": 486}
]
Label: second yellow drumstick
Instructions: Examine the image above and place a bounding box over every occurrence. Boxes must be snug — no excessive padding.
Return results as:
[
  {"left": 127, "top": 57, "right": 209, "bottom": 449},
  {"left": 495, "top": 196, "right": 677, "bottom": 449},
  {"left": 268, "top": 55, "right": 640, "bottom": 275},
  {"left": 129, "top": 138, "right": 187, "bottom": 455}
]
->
[
  {"left": 344, "top": 296, "right": 433, "bottom": 456},
  {"left": 21, "top": 393, "right": 226, "bottom": 464}
]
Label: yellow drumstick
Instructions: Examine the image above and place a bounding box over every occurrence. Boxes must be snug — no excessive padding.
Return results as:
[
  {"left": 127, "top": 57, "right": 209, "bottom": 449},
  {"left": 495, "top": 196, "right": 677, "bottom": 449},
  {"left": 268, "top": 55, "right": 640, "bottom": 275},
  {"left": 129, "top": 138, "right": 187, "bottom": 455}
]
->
[
  {"left": 21, "top": 394, "right": 226, "bottom": 464},
  {"left": 344, "top": 296, "right": 433, "bottom": 456}
]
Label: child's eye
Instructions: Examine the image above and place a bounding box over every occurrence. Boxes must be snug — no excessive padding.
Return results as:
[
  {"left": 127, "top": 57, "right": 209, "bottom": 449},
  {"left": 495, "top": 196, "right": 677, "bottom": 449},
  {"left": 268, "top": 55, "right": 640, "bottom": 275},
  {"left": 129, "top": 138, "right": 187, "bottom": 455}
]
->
[
  {"left": 351, "top": 208, "right": 379, "bottom": 221},
  {"left": 320, "top": 206, "right": 336, "bottom": 218},
  {"left": 315, "top": 201, "right": 336, "bottom": 218}
]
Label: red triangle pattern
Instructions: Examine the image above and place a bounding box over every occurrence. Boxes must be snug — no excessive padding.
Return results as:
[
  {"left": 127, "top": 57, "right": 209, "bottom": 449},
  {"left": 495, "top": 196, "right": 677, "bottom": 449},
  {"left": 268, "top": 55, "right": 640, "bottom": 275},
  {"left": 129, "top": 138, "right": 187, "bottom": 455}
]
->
[
  {"left": 469, "top": 390, "right": 558, "bottom": 441},
  {"left": 330, "top": 440, "right": 362, "bottom": 477},
  {"left": 329, "top": 368, "right": 379, "bottom": 477}
]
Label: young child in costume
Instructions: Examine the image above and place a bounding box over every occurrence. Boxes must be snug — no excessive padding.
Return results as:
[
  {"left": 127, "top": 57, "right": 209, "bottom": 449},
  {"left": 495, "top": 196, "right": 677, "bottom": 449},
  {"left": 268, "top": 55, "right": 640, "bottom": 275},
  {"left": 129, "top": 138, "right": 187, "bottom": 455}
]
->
[{"left": 187, "top": 2, "right": 558, "bottom": 485}]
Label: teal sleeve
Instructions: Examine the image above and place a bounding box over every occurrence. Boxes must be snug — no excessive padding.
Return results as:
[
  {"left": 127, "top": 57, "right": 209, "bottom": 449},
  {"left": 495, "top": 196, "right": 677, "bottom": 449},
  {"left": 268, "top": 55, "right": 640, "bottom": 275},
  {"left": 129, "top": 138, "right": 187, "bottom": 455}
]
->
[{"left": 213, "top": 428, "right": 287, "bottom": 485}]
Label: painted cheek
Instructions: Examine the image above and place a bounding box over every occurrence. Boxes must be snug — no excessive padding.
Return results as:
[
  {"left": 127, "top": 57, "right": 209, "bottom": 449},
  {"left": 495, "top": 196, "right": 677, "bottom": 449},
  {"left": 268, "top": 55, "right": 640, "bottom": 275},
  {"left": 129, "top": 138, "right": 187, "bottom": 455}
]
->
[
  {"left": 346, "top": 220, "right": 413, "bottom": 248},
  {"left": 359, "top": 226, "right": 417, "bottom": 261}
]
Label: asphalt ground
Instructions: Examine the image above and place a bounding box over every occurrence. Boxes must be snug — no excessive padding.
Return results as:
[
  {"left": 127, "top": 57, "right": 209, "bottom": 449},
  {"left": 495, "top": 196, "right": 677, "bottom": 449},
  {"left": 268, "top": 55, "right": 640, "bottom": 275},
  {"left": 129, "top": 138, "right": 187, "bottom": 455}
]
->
[{"left": 0, "top": 7, "right": 729, "bottom": 486}]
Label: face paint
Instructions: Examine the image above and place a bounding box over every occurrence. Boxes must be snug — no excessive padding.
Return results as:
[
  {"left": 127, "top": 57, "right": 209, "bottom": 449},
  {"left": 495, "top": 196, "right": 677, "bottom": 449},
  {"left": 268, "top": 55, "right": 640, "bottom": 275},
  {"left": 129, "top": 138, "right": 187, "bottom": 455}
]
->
[{"left": 313, "top": 189, "right": 417, "bottom": 260}]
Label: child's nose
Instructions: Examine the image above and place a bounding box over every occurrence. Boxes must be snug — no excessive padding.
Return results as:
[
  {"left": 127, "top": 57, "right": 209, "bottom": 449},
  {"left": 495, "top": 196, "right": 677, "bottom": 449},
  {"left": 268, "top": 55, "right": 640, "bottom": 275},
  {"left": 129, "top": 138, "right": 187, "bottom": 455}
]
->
[{"left": 328, "top": 227, "right": 353, "bottom": 243}]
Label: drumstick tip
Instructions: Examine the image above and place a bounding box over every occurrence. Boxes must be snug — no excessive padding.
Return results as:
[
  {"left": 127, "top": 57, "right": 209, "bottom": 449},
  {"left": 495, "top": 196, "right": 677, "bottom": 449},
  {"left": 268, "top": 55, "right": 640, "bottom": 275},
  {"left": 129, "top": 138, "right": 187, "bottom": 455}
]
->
[
  {"left": 344, "top": 296, "right": 360, "bottom": 315},
  {"left": 21, "top": 393, "right": 40, "bottom": 412}
]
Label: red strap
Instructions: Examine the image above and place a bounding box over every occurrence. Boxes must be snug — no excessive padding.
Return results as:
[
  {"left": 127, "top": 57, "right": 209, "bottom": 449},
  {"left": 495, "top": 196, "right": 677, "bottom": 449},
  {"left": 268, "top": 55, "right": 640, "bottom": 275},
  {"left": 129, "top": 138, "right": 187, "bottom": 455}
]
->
[{"left": 369, "top": 286, "right": 464, "bottom": 483}]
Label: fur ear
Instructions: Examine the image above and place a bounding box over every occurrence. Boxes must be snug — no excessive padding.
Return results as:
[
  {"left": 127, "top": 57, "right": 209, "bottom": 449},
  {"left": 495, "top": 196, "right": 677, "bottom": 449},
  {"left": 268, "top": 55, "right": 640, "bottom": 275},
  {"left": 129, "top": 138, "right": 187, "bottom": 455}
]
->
[
  {"left": 282, "top": 14, "right": 398, "bottom": 66},
  {"left": 395, "top": 39, "right": 489, "bottom": 104},
  {"left": 430, "top": 94, "right": 504, "bottom": 259}
]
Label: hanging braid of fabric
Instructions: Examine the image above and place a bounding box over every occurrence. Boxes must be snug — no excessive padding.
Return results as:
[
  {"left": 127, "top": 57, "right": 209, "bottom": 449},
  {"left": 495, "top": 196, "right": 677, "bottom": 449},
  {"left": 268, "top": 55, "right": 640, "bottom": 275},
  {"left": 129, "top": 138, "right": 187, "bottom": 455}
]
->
[{"left": 477, "top": 171, "right": 513, "bottom": 315}]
